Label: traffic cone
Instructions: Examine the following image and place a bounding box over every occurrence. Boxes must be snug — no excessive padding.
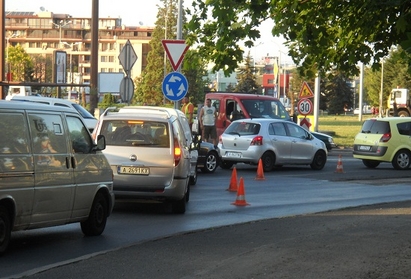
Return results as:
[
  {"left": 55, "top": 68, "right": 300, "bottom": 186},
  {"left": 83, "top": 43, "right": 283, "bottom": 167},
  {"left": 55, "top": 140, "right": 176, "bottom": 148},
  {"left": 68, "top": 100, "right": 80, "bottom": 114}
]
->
[
  {"left": 226, "top": 167, "right": 238, "bottom": 192},
  {"left": 231, "top": 177, "right": 250, "bottom": 206},
  {"left": 255, "top": 159, "right": 265, "bottom": 180},
  {"left": 335, "top": 154, "right": 344, "bottom": 173}
]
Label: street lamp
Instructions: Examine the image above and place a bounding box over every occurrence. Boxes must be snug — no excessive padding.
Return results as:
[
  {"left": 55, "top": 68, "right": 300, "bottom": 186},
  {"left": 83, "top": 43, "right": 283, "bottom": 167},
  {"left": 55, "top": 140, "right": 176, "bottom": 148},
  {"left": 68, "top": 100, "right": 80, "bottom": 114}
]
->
[
  {"left": 50, "top": 20, "right": 72, "bottom": 48},
  {"left": 64, "top": 42, "right": 80, "bottom": 98}
]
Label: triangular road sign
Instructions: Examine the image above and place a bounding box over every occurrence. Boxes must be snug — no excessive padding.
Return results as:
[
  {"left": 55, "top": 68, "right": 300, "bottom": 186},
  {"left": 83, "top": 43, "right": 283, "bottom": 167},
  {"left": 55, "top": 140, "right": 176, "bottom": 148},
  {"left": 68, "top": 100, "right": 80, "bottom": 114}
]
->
[
  {"left": 162, "top": 40, "right": 190, "bottom": 71},
  {"left": 299, "top": 81, "right": 314, "bottom": 98}
]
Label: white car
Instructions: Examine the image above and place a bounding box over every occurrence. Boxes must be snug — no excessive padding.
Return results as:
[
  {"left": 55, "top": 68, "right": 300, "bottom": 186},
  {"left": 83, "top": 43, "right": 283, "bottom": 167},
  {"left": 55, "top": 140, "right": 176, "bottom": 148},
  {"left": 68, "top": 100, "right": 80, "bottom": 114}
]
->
[{"left": 218, "top": 118, "right": 328, "bottom": 172}]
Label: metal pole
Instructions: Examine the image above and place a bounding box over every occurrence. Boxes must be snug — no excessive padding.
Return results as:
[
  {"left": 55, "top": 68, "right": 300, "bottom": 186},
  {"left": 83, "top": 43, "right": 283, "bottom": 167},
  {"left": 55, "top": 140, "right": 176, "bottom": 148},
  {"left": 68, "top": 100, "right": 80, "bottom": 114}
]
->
[{"left": 379, "top": 61, "right": 384, "bottom": 117}]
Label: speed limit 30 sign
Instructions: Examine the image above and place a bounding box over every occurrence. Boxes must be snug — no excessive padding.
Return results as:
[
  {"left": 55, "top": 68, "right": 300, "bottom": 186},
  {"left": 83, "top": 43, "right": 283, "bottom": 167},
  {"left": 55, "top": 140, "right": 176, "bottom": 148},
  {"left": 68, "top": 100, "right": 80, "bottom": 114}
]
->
[{"left": 297, "top": 98, "right": 313, "bottom": 115}]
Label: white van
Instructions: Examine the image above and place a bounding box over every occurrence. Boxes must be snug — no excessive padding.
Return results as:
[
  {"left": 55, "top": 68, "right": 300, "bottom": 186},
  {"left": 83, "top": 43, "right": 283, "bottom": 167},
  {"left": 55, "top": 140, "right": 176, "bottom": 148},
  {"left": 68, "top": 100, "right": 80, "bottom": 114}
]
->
[
  {"left": 0, "top": 100, "right": 114, "bottom": 255},
  {"left": 7, "top": 95, "right": 98, "bottom": 132}
]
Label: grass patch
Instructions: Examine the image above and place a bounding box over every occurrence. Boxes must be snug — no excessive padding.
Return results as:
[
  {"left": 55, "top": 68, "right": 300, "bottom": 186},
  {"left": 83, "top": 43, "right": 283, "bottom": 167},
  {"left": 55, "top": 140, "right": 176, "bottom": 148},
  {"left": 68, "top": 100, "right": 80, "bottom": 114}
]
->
[{"left": 317, "top": 115, "right": 374, "bottom": 148}]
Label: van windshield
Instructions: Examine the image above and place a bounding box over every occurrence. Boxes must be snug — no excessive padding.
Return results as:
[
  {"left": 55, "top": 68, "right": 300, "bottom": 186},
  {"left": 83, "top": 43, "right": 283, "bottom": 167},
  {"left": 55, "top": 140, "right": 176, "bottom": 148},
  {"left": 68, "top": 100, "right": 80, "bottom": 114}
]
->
[{"left": 242, "top": 99, "right": 291, "bottom": 120}]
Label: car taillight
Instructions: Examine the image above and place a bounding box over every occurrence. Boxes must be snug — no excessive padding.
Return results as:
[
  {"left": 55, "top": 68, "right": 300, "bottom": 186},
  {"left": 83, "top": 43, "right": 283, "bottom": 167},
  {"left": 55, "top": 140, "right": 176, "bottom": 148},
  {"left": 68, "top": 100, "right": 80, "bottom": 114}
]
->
[
  {"left": 174, "top": 137, "right": 181, "bottom": 166},
  {"left": 251, "top": 135, "right": 263, "bottom": 146},
  {"left": 380, "top": 133, "right": 391, "bottom": 142}
]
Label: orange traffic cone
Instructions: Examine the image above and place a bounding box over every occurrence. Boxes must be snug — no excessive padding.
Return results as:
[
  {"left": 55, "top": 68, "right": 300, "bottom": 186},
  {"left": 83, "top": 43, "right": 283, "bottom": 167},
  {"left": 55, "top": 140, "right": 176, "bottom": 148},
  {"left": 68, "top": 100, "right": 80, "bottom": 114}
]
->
[
  {"left": 226, "top": 167, "right": 238, "bottom": 192},
  {"left": 335, "top": 154, "right": 344, "bottom": 173},
  {"left": 231, "top": 177, "right": 250, "bottom": 206},
  {"left": 255, "top": 159, "right": 265, "bottom": 180}
]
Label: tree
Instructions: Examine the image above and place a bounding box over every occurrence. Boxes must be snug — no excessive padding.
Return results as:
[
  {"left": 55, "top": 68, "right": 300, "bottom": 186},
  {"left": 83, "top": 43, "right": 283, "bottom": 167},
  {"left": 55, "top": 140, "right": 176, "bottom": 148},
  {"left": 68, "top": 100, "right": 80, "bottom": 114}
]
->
[
  {"left": 186, "top": 0, "right": 411, "bottom": 78},
  {"left": 182, "top": 49, "right": 209, "bottom": 105},
  {"left": 364, "top": 47, "right": 411, "bottom": 109},
  {"left": 133, "top": 0, "right": 177, "bottom": 106},
  {"left": 7, "top": 44, "right": 33, "bottom": 81},
  {"left": 235, "top": 52, "right": 259, "bottom": 94},
  {"left": 325, "top": 73, "right": 353, "bottom": 114}
]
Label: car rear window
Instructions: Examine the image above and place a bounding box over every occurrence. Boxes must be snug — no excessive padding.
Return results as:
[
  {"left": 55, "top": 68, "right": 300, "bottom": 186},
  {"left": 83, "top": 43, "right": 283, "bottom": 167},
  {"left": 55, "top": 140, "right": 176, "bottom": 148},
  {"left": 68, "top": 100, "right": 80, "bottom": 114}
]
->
[
  {"left": 100, "top": 120, "right": 170, "bottom": 147},
  {"left": 225, "top": 122, "right": 260, "bottom": 135},
  {"left": 361, "top": 120, "right": 390, "bottom": 134}
]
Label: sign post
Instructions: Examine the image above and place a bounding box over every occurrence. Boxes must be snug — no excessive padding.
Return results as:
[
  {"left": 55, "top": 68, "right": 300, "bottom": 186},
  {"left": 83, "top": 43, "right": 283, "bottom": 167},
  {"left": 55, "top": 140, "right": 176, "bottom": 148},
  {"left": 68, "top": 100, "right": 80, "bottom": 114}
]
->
[
  {"left": 118, "top": 40, "right": 138, "bottom": 104},
  {"left": 161, "top": 40, "right": 190, "bottom": 103}
]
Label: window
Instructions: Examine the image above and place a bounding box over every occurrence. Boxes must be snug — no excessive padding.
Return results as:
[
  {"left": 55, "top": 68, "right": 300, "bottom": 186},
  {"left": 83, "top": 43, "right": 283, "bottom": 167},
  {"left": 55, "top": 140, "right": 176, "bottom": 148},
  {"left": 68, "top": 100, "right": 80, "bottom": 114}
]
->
[{"left": 66, "top": 116, "right": 92, "bottom": 154}]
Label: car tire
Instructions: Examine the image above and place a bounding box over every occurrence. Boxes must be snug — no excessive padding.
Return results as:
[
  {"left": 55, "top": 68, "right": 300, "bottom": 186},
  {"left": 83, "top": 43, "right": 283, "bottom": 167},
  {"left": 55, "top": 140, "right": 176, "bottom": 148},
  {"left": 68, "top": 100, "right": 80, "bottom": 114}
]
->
[
  {"left": 81, "top": 193, "right": 108, "bottom": 236},
  {"left": 261, "top": 151, "right": 275, "bottom": 172},
  {"left": 172, "top": 197, "right": 186, "bottom": 214},
  {"left": 392, "top": 149, "right": 411, "bottom": 170},
  {"left": 189, "top": 167, "right": 197, "bottom": 185},
  {"left": 0, "top": 206, "right": 11, "bottom": 256},
  {"left": 362, "top": 159, "right": 380, "bottom": 168},
  {"left": 202, "top": 151, "right": 219, "bottom": 173},
  {"left": 310, "top": 150, "right": 327, "bottom": 170},
  {"left": 220, "top": 160, "right": 234, "bottom": 170}
]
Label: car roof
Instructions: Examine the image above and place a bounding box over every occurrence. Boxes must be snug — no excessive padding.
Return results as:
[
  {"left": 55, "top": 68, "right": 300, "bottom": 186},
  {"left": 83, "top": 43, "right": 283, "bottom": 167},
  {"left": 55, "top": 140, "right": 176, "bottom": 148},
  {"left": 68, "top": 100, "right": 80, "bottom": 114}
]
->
[
  {"left": 366, "top": 117, "right": 411, "bottom": 122},
  {"left": 7, "top": 95, "right": 75, "bottom": 105},
  {"left": 0, "top": 99, "right": 78, "bottom": 113},
  {"left": 206, "top": 92, "right": 281, "bottom": 100}
]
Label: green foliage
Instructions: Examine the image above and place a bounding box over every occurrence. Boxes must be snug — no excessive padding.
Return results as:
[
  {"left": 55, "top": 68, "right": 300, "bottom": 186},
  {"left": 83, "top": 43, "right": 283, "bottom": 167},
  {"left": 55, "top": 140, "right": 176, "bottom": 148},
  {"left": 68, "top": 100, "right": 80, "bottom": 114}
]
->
[
  {"left": 364, "top": 47, "right": 411, "bottom": 109},
  {"left": 326, "top": 73, "right": 353, "bottom": 114},
  {"left": 7, "top": 44, "right": 34, "bottom": 81},
  {"left": 235, "top": 52, "right": 259, "bottom": 94},
  {"left": 186, "top": 0, "right": 411, "bottom": 78},
  {"left": 133, "top": 0, "right": 178, "bottom": 106}
]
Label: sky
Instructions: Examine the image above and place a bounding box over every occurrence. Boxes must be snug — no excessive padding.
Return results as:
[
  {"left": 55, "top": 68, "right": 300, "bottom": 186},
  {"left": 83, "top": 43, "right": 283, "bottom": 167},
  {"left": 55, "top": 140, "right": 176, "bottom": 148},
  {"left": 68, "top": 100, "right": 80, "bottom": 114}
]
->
[{"left": 6, "top": 0, "right": 293, "bottom": 64}]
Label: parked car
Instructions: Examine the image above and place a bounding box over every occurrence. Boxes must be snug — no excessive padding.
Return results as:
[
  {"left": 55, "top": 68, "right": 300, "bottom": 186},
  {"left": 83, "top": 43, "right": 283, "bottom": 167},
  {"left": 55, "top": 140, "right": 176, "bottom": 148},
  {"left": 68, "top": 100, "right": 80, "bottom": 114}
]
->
[
  {"left": 94, "top": 106, "right": 194, "bottom": 214},
  {"left": 218, "top": 119, "right": 328, "bottom": 172},
  {"left": 353, "top": 117, "right": 411, "bottom": 170},
  {"left": 0, "top": 100, "right": 114, "bottom": 255},
  {"left": 311, "top": 131, "right": 337, "bottom": 151},
  {"left": 7, "top": 95, "right": 98, "bottom": 132},
  {"left": 192, "top": 135, "right": 219, "bottom": 173},
  {"left": 354, "top": 105, "right": 372, "bottom": 115}
]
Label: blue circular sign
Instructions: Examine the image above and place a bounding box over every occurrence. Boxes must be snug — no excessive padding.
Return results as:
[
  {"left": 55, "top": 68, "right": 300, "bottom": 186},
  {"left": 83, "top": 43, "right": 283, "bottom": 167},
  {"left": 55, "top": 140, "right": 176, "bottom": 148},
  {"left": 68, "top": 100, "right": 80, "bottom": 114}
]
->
[{"left": 162, "top": 72, "right": 189, "bottom": 101}]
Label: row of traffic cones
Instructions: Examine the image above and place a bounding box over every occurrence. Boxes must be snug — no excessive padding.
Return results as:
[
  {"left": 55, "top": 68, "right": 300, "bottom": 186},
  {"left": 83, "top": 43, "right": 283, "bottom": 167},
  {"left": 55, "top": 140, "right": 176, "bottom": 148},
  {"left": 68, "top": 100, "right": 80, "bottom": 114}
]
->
[{"left": 228, "top": 158, "right": 265, "bottom": 206}]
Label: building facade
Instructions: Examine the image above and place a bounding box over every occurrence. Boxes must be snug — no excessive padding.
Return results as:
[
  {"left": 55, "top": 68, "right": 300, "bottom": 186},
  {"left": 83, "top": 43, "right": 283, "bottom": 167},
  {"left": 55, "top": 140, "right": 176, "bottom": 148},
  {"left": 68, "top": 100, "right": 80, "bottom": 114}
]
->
[{"left": 5, "top": 10, "right": 153, "bottom": 92}]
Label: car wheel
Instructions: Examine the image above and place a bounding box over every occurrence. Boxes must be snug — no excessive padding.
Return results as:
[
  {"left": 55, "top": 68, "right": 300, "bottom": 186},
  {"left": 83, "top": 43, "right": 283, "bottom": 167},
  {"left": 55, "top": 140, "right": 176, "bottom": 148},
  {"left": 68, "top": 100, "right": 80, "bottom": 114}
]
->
[
  {"left": 189, "top": 167, "right": 197, "bottom": 185},
  {"left": 202, "top": 151, "right": 219, "bottom": 173},
  {"left": 81, "top": 192, "right": 108, "bottom": 236},
  {"left": 0, "top": 206, "right": 11, "bottom": 256},
  {"left": 172, "top": 197, "right": 186, "bottom": 214},
  {"left": 392, "top": 149, "right": 411, "bottom": 170},
  {"left": 310, "top": 150, "right": 327, "bottom": 170},
  {"left": 261, "top": 152, "right": 275, "bottom": 172},
  {"left": 220, "top": 160, "right": 234, "bottom": 170},
  {"left": 362, "top": 159, "right": 380, "bottom": 168}
]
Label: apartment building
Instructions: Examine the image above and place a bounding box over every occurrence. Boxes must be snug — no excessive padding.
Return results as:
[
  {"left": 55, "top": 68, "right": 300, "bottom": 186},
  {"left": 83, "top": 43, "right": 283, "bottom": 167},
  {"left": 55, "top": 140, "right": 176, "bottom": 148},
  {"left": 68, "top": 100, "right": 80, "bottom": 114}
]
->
[{"left": 5, "top": 10, "right": 153, "bottom": 87}]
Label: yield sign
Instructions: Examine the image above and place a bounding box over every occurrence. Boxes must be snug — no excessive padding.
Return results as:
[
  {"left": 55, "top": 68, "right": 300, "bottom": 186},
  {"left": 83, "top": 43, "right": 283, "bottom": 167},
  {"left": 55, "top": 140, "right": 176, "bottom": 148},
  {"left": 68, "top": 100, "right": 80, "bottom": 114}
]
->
[
  {"left": 162, "top": 40, "right": 189, "bottom": 71},
  {"left": 299, "top": 81, "right": 314, "bottom": 98}
]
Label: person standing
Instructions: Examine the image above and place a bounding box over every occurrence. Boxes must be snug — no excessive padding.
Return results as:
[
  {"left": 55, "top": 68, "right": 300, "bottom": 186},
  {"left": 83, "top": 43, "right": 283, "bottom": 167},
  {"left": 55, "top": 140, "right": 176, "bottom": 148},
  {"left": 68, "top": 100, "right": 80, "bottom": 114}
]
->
[
  {"left": 181, "top": 96, "right": 194, "bottom": 130},
  {"left": 199, "top": 98, "right": 218, "bottom": 147}
]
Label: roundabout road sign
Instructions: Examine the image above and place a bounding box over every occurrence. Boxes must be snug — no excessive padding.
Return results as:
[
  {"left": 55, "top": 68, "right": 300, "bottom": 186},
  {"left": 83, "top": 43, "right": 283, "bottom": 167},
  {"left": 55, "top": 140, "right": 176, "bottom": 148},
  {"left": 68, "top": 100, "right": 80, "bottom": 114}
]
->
[
  {"left": 297, "top": 98, "right": 313, "bottom": 115},
  {"left": 162, "top": 72, "right": 188, "bottom": 102}
]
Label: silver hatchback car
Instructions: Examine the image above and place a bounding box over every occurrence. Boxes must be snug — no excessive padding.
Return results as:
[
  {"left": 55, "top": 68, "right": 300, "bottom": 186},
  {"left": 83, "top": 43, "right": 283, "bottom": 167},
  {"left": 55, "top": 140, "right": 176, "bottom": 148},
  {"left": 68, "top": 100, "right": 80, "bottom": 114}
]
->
[
  {"left": 94, "top": 108, "right": 191, "bottom": 214},
  {"left": 218, "top": 119, "right": 328, "bottom": 171}
]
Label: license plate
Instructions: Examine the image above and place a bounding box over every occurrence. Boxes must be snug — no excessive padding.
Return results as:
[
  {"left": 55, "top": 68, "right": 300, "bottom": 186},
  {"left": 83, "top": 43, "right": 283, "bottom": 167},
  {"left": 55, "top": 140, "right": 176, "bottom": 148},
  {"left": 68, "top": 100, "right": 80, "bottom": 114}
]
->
[
  {"left": 118, "top": 166, "right": 150, "bottom": 175},
  {"left": 359, "top": 145, "right": 371, "bottom": 151},
  {"left": 226, "top": 152, "right": 241, "bottom": 158}
]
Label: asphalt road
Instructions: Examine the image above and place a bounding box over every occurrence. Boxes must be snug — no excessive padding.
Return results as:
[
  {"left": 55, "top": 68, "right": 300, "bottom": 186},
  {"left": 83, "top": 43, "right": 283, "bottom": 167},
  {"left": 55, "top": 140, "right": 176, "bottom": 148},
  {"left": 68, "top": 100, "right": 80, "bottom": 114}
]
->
[
  {"left": 23, "top": 200, "right": 411, "bottom": 279},
  {"left": 6, "top": 148, "right": 411, "bottom": 279}
]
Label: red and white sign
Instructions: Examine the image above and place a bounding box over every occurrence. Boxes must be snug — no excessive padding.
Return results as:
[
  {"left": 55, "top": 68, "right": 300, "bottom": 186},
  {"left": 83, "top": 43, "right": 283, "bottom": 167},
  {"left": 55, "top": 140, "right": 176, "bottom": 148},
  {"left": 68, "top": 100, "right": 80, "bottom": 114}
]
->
[
  {"left": 162, "top": 40, "right": 190, "bottom": 71},
  {"left": 297, "top": 98, "right": 313, "bottom": 116}
]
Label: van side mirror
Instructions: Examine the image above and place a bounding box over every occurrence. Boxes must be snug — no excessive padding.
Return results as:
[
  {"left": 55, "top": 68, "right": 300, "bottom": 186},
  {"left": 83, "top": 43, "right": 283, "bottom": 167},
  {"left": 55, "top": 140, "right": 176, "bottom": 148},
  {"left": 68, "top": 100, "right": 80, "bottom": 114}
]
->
[{"left": 94, "top": 135, "right": 106, "bottom": 151}]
